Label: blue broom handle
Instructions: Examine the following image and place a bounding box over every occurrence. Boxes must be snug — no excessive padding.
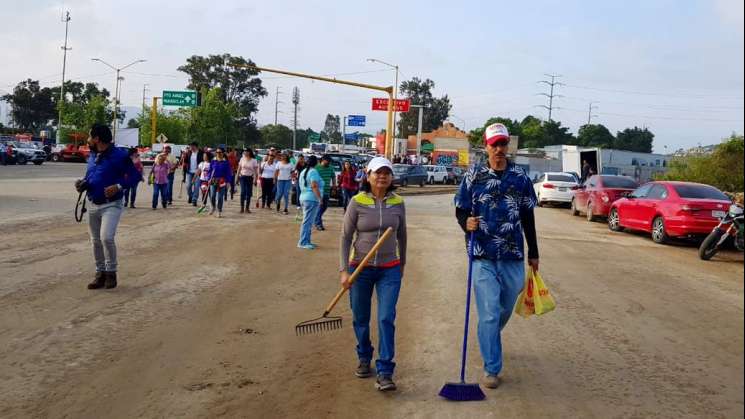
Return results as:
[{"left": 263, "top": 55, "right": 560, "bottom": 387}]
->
[{"left": 460, "top": 231, "right": 475, "bottom": 383}]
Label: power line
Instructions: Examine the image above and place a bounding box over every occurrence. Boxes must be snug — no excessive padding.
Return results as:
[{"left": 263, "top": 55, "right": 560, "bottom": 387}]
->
[
  {"left": 561, "top": 107, "right": 744, "bottom": 123},
  {"left": 536, "top": 73, "right": 564, "bottom": 122},
  {"left": 564, "top": 83, "right": 745, "bottom": 100}
]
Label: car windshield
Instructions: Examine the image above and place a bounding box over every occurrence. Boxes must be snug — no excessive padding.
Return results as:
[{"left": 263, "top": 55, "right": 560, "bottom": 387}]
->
[
  {"left": 673, "top": 184, "right": 729, "bottom": 200},
  {"left": 601, "top": 176, "right": 637, "bottom": 188},
  {"left": 547, "top": 174, "right": 575, "bottom": 182},
  {"left": 392, "top": 165, "right": 407, "bottom": 174}
]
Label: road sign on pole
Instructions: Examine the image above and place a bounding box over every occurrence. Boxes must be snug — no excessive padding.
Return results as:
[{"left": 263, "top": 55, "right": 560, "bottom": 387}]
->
[
  {"left": 344, "top": 133, "right": 359, "bottom": 142},
  {"left": 372, "top": 98, "right": 410, "bottom": 112},
  {"left": 156, "top": 133, "right": 168, "bottom": 144},
  {"left": 162, "top": 90, "right": 197, "bottom": 107},
  {"left": 347, "top": 115, "right": 366, "bottom": 126}
]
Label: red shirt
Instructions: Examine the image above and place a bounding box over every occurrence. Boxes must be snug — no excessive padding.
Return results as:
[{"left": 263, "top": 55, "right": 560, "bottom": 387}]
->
[{"left": 340, "top": 170, "right": 358, "bottom": 190}]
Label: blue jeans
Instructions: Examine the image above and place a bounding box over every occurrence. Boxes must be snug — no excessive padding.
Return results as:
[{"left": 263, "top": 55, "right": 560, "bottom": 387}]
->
[
  {"left": 123, "top": 183, "right": 138, "bottom": 206},
  {"left": 472, "top": 258, "right": 525, "bottom": 375},
  {"left": 87, "top": 199, "right": 124, "bottom": 272},
  {"left": 298, "top": 200, "right": 320, "bottom": 246},
  {"left": 315, "top": 194, "right": 330, "bottom": 228},
  {"left": 349, "top": 265, "right": 402, "bottom": 377},
  {"left": 186, "top": 172, "right": 198, "bottom": 202},
  {"left": 342, "top": 188, "right": 356, "bottom": 211},
  {"left": 275, "top": 179, "right": 291, "bottom": 210},
  {"left": 166, "top": 172, "right": 175, "bottom": 203},
  {"left": 239, "top": 175, "right": 254, "bottom": 209},
  {"left": 210, "top": 184, "right": 227, "bottom": 212},
  {"left": 152, "top": 183, "right": 168, "bottom": 208}
]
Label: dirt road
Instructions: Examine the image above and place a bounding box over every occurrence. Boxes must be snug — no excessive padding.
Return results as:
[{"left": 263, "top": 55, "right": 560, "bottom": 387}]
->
[{"left": 1, "top": 164, "right": 743, "bottom": 418}]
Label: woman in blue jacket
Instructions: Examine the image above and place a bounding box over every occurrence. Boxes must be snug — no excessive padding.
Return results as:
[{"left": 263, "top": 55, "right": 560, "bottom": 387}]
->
[{"left": 207, "top": 147, "right": 234, "bottom": 218}]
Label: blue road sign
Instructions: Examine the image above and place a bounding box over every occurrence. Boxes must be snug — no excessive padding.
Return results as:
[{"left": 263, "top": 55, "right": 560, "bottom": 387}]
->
[
  {"left": 347, "top": 115, "right": 366, "bottom": 127},
  {"left": 344, "top": 133, "right": 359, "bottom": 141}
]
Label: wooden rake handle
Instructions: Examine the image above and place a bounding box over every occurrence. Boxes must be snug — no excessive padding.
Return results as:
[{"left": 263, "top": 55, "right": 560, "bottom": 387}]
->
[{"left": 323, "top": 227, "right": 395, "bottom": 316}]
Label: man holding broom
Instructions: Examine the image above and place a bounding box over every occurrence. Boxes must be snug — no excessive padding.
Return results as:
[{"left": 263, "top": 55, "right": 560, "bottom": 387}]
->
[{"left": 454, "top": 123, "right": 540, "bottom": 389}]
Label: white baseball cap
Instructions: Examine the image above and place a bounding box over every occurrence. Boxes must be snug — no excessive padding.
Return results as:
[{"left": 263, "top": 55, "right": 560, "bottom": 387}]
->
[
  {"left": 484, "top": 123, "right": 510, "bottom": 146},
  {"left": 367, "top": 157, "right": 393, "bottom": 173}
]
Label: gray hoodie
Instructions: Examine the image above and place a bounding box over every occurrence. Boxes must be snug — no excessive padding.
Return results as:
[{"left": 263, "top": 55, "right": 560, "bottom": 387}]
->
[{"left": 340, "top": 192, "right": 407, "bottom": 272}]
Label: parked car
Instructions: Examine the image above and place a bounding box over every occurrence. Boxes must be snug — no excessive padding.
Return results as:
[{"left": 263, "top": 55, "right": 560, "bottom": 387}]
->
[
  {"left": 534, "top": 172, "right": 579, "bottom": 206},
  {"left": 392, "top": 164, "right": 427, "bottom": 187},
  {"left": 51, "top": 142, "right": 90, "bottom": 162},
  {"left": 446, "top": 166, "right": 465, "bottom": 185},
  {"left": 423, "top": 165, "right": 449, "bottom": 184},
  {"left": 571, "top": 175, "right": 638, "bottom": 221},
  {"left": 608, "top": 181, "right": 733, "bottom": 244},
  {"left": 3, "top": 141, "right": 46, "bottom": 165},
  {"left": 140, "top": 150, "right": 158, "bottom": 166}
]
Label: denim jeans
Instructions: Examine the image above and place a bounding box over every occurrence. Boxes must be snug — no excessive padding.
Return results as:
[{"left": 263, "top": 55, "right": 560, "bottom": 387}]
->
[
  {"left": 349, "top": 265, "right": 402, "bottom": 377},
  {"left": 123, "top": 183, "right": 137, "bottom": 206},
  {"left": 166, "top": 172, "right": 175, "bottom": 203},
  {"left": 342, "top": 188, "right": 356, "bottom": 211},
  {"left": 152, "top": 183, "right": 168, "bottom": 209},
  {"left": 239, "top": 175, "right": 254, "bottom": 209},
  {"left": 315, "top": 194, "right": 330, "bottom": 228},
  {"left": 87, "top": 199, "right": 124, "bottom": 272},
  {"left": 210, "top": 184, "right": 227, "bottom": 212},
  {"left": 298, "top": 200, "right": 320, "bottom": 246},
  {"left": 186, "top": 172, "right": 198, "bottom": 202},
  {"left": 275, "top": 179, "right": 291, "bottom": 210},
  {"left": 471, "top": 258, "right": 525, "bottom": 375}
]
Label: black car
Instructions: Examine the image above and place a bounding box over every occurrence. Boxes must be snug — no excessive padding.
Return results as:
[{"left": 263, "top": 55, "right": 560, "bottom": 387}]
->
[{"left": 392, "top": 164, "right": 427, "bottom": 187}]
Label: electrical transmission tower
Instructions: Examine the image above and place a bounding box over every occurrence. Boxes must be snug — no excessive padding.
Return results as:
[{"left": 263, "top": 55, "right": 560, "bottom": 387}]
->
[
  {"left": 274, "top": 86, "right": 283, "bottom": 125},
  {"left": 536, "top": 74, "right": 564, "bottom": 122},
  {"left": 587, "top": 101, "right": 599, "bottom": 125},
  {"left": 57, "top": 11, "right": 71, "bottom": 141},
  {"left": 292, "top": 87, "right": 300, "bottom": 150}
]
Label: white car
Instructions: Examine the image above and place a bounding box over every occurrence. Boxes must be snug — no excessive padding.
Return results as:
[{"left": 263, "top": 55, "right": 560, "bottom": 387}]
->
[
  {"left": 534, "top": 172, "right": 579, "bottom": 206},
  {"left": 423, "top": 165, "right": 448, "bottom": 184}
]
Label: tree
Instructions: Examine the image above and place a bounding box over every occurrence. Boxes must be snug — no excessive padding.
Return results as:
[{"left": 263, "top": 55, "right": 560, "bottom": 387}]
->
[
  {"left": 1, "top": 79, "right": 56, "bottom": 132},
  {"left": 659, "top": 133, "right": 743, "bottom": 192},
  {"left": 59, "top": 95, "right": 113, "bottom": 140},
  {"left": 615, "top": 127, "right": 654, "bottom": 153},
  {"left": 178, "top": 53, "right": 267, "bottom": 145},
  {"left": 293, "top": 128, "right": 318, "bottom": 150},
  {"left": 137, "top": 107, "right": 189, "bottom": 145},
  {"left": 542, "top": 120, "right": 577, "bottom": 146},
  {"left": 259, "top": 124, "right": 293, "bottom": 148},
  {"left": 519, "top": 116, "right": 545, "bottom": 149},
  {"left": 322, "top": 114, "right": 341, "bottom": 143},
  {"left": 187, "top": 88, "right": 240, "bottom": 147},
  {"left": 577, "top": 124, "right": 615, "bottom": 148},
  {"left": 396, "top": 77, "right": 451, "bottom": 138}
]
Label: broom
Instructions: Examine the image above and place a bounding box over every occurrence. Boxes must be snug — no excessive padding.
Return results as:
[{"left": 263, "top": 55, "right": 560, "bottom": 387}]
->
[
  {"left": 295, "top": 227, "right": 393, "bottom": 335},
  {"left": 439, "top": 230, "right": 486, "bottom": 401}
]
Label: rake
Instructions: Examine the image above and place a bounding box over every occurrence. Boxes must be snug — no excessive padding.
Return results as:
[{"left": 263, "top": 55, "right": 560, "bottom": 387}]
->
[{"left": 296, "top": 227, "right": 394, "bottom": 336}]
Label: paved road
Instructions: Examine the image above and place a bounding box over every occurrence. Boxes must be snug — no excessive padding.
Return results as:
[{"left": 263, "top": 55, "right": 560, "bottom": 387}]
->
[{"left": 0, "top": 168, "right": 742, "bottom": 418}]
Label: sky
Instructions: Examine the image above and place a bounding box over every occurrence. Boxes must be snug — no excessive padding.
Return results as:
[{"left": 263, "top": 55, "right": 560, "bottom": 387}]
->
[{"left": 0, "top": 0, "right": 743, "bottom": 153}]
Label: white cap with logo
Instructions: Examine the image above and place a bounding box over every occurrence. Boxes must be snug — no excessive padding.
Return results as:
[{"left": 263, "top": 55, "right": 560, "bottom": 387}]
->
[{"left": 366, "top": 157, "right": 394, "bottom": 173}]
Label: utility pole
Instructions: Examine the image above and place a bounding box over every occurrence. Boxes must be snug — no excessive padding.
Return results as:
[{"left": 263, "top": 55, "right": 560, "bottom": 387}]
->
[
  {"left": 411, "top": 104, "right": 424, "bottom": 157},
  {"left": 292, "top": 87, "right": 299, "bottom": 150},
  {"left": 57, "top": 10, "right": 71, "bottom": 143},
  {"left": 141, "top": 84, "right": 149, "bottom": 145},
  {"left": 537, "top": 73, "right": 564, "bottom": 122},
  {"left": 587, "top": 101, "right": 599, "bottom": 125},
  {"left": 274, "top": 86, "right": 283, "bottom": 125},
  {"left": 91, "top": 58, "right": 146, "bottom": 139}
]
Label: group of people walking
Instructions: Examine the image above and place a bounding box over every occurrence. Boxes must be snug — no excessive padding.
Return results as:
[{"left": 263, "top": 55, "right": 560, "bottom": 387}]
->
[{"left": 79, "top": 122, "right": 540, "bottom": 396}]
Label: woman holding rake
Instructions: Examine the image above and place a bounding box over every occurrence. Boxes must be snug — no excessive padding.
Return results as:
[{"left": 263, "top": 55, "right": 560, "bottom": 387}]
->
[{"left": 340, "top": 157, "right": 407, "bottom": 392}]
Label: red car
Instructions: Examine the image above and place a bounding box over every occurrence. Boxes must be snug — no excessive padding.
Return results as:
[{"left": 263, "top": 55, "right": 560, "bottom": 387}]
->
[
  {"left": 571, "top": 175, "right": 638, "bottom": 221},
  {"left": 608, "top": 181, "right": 732, "bottom": 244}
]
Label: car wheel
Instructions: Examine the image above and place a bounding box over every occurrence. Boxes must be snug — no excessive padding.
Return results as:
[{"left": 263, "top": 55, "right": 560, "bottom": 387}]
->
[
  {"left": 402, "top": 179, "right": 408, "bottom": 187},
  {"left": 34, "top": 161, "right": 43, "bottom": 165},
  {"left": 428, "top": 177, "right": 434, "bottom": 185},
  {"left": 51, "top": 153, "right": 61, "bottom": 162},
  {"left": 586, "top": 201, "right": 597, "bottom": 222},
  {"left": 608, "top": 208, "right": 623, "bottom": 232},
  {"left": 651, "top": 216, "right": 669, "bottom": 244},
  {"left": 419, "top": 180, "right": 424, "bottom": 187},
  {"left": 570, "top": 199, "right": 579, "bottom": 216},
  {"left": 17, "top": 155, "right": 27, "bottom": 165}
]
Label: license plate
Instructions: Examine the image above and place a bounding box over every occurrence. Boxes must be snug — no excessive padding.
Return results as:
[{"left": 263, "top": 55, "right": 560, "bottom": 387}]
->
[
  {"left": 712, "top": 210, "right": 726, "bottom": 218},
  {"left": 558, "top": 187, "right": 567, "bottom": 192}
]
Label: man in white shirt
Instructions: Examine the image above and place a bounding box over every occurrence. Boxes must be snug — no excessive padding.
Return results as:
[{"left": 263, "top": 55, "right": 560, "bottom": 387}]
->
[{"left": 180, "top": 142, "right": 203, "bottom": 206}]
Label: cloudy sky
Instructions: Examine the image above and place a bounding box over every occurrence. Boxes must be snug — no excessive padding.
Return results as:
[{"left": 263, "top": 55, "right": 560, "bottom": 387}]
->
[{"left": 1, "top": 0, "right": 743, "bottom": 152}]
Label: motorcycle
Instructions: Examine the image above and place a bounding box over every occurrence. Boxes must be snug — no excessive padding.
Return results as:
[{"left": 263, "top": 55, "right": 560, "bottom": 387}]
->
[{"left": 699, "top": 203, "right": 744, "bottom": 260}]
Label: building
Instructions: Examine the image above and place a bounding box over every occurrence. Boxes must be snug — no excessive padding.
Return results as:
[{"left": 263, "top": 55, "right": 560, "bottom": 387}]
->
[{"left": 406, "top": 123, "right": 471, "bottom": 166}]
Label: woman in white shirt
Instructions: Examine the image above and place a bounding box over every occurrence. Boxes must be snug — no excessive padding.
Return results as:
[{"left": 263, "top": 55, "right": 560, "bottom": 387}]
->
[
  {"left": 274, "top": 153, "right": 294, "bottom": 214},
  {"left": 195, "top": 152, "right": 212, "bottom": 212},
  {"left": 259, "top": 154, "right": 277, "bottom": 209},
  {"left": 237, "top": 148, "right": 259, "bottom": 213}
]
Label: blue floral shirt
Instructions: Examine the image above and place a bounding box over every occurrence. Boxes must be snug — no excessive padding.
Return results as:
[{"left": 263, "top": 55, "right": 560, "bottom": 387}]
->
[{"left": 454, "top": 162, "right": 537, "bottom": 260}]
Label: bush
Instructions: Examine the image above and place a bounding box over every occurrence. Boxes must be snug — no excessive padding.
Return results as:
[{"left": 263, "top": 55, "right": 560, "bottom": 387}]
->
[{"left": 658, "top": 134, "right": 744, "bottom": 192}]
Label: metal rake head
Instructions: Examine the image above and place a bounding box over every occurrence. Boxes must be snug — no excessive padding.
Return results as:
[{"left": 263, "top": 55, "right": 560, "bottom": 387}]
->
[{"left": 295, "top": 315, "right": 343, "bottom": 336}]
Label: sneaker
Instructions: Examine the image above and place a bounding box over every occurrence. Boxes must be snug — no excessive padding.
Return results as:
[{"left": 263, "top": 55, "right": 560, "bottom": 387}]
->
[
  {"left": 297, "top": 244, "right": 315, "bottom": 250},
  {"left": 217, "top": 212, "right": 223, "bottom": 218},
  {"left": 355, "top": 361, "right": 372, "bottom": 378},
  {"left": 87, "top": 272, "right": 106, "bottom": 290},
  {"left": 309, "top": 243, "right": 318, "bottom": 248},
  {"left": 481, "top": 374, "right": 501, "bottom": 389},
  {"left": 283, "top": 209, "right": 289, "bottom": 215},
  {"left": 316, "top": 225, "right": 325, "bottom": 231},
  {"left": 375, "top": 376, "right": 396, "bottom": 392}
]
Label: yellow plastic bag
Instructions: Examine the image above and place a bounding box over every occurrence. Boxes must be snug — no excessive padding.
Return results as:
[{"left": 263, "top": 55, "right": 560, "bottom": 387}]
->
[{"left": 515, "top": 268, "right": 556, "bottom": 317}]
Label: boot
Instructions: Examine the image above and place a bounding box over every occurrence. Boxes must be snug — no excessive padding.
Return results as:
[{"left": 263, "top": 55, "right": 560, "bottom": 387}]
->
[
  {"left": 104, "top": 271, "right": 118, "bottom": 289},
  {"left": 87, "top": 271, "right": 106, "bottom": 290}
]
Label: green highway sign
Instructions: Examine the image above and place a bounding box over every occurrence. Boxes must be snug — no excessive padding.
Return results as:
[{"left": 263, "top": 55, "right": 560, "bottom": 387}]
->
[{"left": 162, "top": 90, "right": 197, "bottom": 107}]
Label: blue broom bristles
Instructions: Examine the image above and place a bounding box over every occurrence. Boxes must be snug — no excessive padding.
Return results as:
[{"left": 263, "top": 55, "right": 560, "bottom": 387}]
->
[{"left": 439, "top": 382, "right": 485, "bottom": 401}]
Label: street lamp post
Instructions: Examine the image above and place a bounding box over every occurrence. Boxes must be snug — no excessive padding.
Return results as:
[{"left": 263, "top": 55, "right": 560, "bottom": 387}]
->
[
  {"left": 91, "top": 58, "right": 146, "bottom": 140},
  {"left": 367, "top": 58, "right": 399, "bottom": 138}
]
